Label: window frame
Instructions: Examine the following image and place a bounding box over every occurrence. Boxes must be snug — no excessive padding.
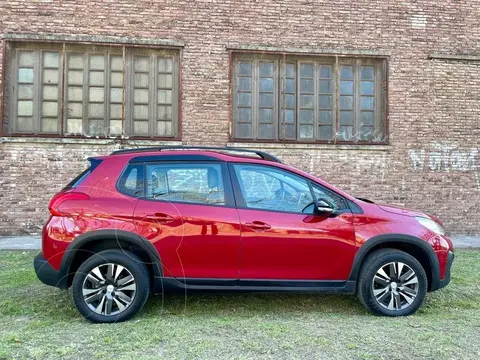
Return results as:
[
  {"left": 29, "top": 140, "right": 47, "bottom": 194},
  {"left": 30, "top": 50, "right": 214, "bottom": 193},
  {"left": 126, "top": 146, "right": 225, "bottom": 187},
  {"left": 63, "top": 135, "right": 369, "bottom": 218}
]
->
[
  {"left": 2, "top": 40, "right": 182, "bottom": 140},
  {"left": 230, "top": 51, "right": 389, "bottom": 145}
]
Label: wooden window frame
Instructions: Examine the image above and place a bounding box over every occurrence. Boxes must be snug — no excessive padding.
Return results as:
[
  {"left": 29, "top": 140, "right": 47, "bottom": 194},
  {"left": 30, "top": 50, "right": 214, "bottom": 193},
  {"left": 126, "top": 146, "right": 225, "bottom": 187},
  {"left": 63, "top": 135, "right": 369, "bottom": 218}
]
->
[
  {"left": 2, "top": 41, "right": 181, "bottom": 140},
  {"left": 231, "top": 52, "right": 388, "bottom": 145}
]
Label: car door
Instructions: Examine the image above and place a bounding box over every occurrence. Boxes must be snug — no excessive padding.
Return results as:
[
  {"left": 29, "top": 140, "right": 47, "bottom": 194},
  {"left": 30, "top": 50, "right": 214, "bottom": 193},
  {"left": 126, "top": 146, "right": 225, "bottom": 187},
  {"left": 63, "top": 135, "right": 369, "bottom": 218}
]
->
[
  {"left": 230, "top": 163, "right": 356, "bottom": 281},
  {"left": 131, "top": 161, "right": 241, "bottom": 279}
]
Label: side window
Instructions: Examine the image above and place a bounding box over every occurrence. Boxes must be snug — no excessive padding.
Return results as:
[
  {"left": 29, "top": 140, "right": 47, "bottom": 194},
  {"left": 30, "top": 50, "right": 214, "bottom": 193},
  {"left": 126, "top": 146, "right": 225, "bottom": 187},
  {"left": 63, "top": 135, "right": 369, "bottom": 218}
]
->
[
  {"left": 311, "top": 183, "right": 348, "bottom": 210},
  {"left": 117, "top": 164, "right": 144, "bottom": 197},
  {"left": 233, "top": 164, "right": 314, "bottom": 213},
  {"left": 145, "top": 163, "right": 225, "bottom": 206}
]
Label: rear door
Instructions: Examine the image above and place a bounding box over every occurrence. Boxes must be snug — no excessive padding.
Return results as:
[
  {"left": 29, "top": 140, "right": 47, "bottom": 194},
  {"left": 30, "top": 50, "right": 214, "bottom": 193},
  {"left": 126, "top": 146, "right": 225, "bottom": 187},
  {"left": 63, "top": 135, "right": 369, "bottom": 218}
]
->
[{"left": 126, "top": 160, "right": 241, "bottom": 279}]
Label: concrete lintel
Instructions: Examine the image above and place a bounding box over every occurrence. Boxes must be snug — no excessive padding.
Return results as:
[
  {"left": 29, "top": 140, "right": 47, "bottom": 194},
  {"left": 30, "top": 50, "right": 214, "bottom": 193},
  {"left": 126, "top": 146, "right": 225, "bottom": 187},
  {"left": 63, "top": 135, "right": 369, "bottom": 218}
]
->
[
  {"left": 428, "top": 53, "right": 480, "bottom": 62},
  {"left": 227, "top": 44, "right": 390, "bottom": 57}
]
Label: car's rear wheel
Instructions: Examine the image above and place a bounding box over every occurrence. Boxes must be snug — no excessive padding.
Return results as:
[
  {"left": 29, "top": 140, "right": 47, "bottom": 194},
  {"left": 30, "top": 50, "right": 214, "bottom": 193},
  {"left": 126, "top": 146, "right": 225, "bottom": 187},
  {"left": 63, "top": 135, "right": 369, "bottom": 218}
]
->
[
  {"left": 357, "top": 249, "right": 427, "bottom": 316},
  {"left": 72, "top": 249, "right": 150, "bottom": 323}
]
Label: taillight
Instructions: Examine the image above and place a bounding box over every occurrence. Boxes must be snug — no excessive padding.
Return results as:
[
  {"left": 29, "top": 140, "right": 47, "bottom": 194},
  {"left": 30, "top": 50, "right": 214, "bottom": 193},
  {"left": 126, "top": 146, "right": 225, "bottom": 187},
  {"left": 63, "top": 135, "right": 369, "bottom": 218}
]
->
[{"left": 48, "top": 191, "right": 90, "bottom": 216}]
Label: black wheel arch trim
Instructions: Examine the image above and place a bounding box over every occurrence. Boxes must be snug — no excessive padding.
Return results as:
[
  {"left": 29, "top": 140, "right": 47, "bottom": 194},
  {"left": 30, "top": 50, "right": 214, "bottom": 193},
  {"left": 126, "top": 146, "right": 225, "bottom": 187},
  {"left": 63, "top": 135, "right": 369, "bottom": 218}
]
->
[
  {"left": 348, "top": 234, "right": 441, "bottom": 292},
  {"left": 57, "top": 229, "right": 163, "bottom": 289}
]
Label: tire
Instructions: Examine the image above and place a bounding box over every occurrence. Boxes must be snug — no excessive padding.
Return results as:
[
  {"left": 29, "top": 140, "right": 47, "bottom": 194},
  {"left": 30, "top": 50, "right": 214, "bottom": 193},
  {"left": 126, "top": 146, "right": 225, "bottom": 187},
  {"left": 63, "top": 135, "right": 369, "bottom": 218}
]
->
[
  {"left": 357, "top": 248, "right": 427, "bottom": 317},
  {"left": 71, "top": 249, "right": 150, "bottom": 323}
]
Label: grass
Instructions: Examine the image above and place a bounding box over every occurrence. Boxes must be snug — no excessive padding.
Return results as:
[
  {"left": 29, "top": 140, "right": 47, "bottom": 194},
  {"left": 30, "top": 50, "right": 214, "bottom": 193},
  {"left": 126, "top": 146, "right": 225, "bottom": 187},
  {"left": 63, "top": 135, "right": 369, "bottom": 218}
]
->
[{"left": 0, "top": 250, "right": 480, "bottom": 360}]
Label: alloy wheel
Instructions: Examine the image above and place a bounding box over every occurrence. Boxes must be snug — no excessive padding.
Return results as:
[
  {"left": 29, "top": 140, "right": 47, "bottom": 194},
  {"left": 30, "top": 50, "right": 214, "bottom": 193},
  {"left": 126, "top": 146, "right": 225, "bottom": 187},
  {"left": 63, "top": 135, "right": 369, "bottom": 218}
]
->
[
  {"left": 82, "top": 263, "right": 137, "bottom": 316},
  {"left": 372, "top": 261, "right": 419, "bottom": 311}
]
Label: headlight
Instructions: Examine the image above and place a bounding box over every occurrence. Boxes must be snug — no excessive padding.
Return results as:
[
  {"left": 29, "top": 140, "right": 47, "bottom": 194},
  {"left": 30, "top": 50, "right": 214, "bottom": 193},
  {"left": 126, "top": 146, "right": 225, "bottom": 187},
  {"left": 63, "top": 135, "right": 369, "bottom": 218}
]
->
[{"left": 415, "top": 217, "right": 445, "bottom": 236}]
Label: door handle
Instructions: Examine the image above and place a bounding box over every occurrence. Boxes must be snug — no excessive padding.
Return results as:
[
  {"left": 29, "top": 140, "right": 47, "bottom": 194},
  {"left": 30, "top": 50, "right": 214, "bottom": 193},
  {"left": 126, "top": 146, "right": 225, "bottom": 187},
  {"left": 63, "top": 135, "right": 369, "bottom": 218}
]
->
[
  {"left": 146, "top": 213, "right": 174, "bottom": 223},
  {"left": 244, "top": 221, "right": 271, "bottom": 230}
]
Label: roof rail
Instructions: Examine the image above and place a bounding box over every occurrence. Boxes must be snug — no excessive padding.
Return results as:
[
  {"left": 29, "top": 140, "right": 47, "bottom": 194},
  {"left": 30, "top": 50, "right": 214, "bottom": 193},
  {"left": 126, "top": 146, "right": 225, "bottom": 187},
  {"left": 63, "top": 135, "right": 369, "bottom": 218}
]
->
[{"left": 110, "top": 146, "right": 282, "bottom": 163}]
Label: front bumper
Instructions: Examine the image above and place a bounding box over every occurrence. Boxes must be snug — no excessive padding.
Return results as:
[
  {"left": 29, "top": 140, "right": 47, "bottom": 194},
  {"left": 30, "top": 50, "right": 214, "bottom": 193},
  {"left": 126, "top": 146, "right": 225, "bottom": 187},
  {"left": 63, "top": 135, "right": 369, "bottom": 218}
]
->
[
  {"left": 437, "top": 250, "right": 454, "bottom": 290},
  {"left": 34, "top": 253, "right": 67, "bottom": 289}
]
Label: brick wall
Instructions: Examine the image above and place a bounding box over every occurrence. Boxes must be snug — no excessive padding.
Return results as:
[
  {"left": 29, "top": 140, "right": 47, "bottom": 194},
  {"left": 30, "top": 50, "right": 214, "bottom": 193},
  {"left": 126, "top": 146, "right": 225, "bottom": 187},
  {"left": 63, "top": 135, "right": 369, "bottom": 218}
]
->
[{"left": 0, "top": 0, "right": 479, "bottom": 235}]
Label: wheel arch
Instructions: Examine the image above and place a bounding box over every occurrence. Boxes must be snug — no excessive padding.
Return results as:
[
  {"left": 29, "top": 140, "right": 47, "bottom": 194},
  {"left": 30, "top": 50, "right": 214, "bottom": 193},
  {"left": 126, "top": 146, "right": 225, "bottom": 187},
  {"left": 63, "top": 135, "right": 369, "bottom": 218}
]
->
[
  {"left": 57, "top": 229, "right": 163, "bottom": 289},
  {"left": 349, "top": 234, "right": 440, "bottom": 292}
]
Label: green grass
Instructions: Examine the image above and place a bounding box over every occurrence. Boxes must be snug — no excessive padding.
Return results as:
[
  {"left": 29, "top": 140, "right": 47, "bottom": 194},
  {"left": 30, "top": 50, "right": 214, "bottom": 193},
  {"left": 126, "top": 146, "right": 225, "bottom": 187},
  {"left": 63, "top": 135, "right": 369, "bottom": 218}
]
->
[{"left": 1, "top": 250, "right": 480, "bottom": 359}]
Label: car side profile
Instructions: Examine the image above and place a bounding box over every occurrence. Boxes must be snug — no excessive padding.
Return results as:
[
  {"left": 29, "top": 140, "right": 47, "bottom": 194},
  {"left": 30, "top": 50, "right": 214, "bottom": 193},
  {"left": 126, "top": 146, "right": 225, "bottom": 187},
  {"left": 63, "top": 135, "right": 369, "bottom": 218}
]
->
[{"left": 34, "top": 146, "right": 454, "bottom": 323}]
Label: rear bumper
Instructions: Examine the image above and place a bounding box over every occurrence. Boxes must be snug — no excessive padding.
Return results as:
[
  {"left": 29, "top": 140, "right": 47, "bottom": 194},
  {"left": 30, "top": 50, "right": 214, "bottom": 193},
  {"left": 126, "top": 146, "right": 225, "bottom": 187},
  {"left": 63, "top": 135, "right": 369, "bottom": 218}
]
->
[
  {"left": 34, "top": 253, "right": 67, "bottom": 289},
  {"left": 437, "top": 251, "right": 454, "bottom": 290}
]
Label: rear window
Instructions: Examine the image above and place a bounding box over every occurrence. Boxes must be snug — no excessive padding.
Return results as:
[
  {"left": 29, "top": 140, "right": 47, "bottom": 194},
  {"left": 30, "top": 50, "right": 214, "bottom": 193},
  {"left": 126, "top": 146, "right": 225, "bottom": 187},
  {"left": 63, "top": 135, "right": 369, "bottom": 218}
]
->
[
  {"left": 63, "top": 158, "right": 102, "bottom": 190},
  {"left": 117, "top": 163, "right": 144, "bottom": 197}
]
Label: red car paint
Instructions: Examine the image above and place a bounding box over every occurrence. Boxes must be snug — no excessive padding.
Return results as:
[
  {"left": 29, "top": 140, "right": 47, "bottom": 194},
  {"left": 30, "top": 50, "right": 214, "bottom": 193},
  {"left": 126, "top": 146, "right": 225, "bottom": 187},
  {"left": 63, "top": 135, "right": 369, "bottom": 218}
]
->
[{"left": 41, "top": 150, "right": 454, "bottom": 283}]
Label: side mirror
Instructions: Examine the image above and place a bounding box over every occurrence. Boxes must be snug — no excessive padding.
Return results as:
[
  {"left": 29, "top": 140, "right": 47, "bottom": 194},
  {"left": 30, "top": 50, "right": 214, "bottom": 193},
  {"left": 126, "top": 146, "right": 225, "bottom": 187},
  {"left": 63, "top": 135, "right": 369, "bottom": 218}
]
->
[{"left": 314, "top": 198, "right": 335, "bottom": 215}]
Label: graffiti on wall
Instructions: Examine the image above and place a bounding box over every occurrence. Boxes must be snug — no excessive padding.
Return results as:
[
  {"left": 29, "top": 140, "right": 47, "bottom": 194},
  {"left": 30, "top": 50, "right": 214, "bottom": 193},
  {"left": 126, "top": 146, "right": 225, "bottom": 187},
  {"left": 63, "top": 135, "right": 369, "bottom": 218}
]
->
[{"left": 408, "top": 143, "right": 480, "bottom": 189}]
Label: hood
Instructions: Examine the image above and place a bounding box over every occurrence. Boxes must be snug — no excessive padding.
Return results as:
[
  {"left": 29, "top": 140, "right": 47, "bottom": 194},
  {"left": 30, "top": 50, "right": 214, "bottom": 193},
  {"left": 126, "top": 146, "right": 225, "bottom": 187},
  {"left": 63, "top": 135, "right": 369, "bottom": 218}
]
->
[{"left": 377, "top": 203, "right": 428, "bottom": 218}]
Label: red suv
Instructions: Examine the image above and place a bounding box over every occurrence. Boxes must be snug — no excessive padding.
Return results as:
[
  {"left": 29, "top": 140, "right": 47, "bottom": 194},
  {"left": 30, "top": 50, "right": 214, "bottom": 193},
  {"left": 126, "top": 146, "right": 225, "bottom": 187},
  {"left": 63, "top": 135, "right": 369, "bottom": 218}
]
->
[{"left": 34, "top": 146, "right": 454, "bottom": 323}]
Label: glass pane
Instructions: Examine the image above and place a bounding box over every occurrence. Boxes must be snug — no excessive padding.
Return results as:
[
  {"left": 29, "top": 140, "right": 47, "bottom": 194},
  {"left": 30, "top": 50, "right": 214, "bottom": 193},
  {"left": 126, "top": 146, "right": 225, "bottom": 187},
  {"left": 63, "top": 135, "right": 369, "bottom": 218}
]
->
[
  {"left": 340, "top": 80, "right": 353, "bottom": 95},
  {"left": 134, "top": 120, "right": 149, "bottom": 135},
  {"left": 318, "top": 126, "right": 332, "bottom": 140},
  {"left": 89, "top": 87, "right": 105, "bottom": 102},
  {"left": 284, "top": 124, "right": 295, "bottom": 139},
  {"left": 134, "top": 105, "right": 149, "bottom": 119},
  {"left": 285, "top": 94, "right": 295, "bottom": 108},
  {"left": 158, "top": 105, "right": 172, "bottom": 120},
  {"left": 16, "top": 117, "right": 33, "bottom": 132},
  {"left": 285, "top": 78, "right": 295, "bottom": 93},
  {"left": 18, "top": 68, "right": 34, "bottom": 83},
  {"left": 42, "top": 102, "right": 58, "bottom": 116},
  {"left": 361, "top": 96, "right": 374, "bottom": 110},
  {"left": 89, "top": 71, "right": 105, "bottom": 86},
  {"left": 299, "top": 125, "right": 314, "bottom": 139},
  {"left": 66, "top": 118, "right": 83, "bottom": 134},
  {"left": 158, "top": 74, "right": 173, "bottom": 88},
  {"left": 89, "top": 55, "right": 105, "bottom": 70},
  {"left": 67, "top": 103, "right": 83, "bottom": 118},
  {"left": 300, "top": 63, "right": 314, "bottom": 78},
  {"left": 299, "top": 110, "right": 313, "bottom": 124},
  {"left": 43, "top": 52, "right": 59, "bottom": 68},
  {"left": 258, "top": 123, "right": 274, "bottom": 139},
  {"left": 238, "top": 108, "right": 251, "bottom": 122},
  {"left": 88, "top": 120, "right": 105, "bottom": 135},
  {"left": 360, "top": 126, "right": 374, "bottom": 140},
  {"left": 41, "top": 118, "right": 57, "bottom": 132},
  {"left": 18, "top": 52, "right": 35, "bottom": 67},
  {"left": 111, "top": 72, "right": 123, "bottom": 87},
  {"left": 110, "top": 104, "right": 122, "bottom": 119},
  {"left": 284, "top": 109, "right": 294, "bottom": 124},
  {"left": 339, "top": 126, "right": 353, "bottom": 140},
  {"left": 319, "top": 65, "right": 332, "bottom": 79},
  {"left": 339, "top": 111, "right": 354, "bottom": 125},
  {"left": 134, "top": 57, "right": 149, "bottom": 72},
  {"left": 157, "top": 121, "right": 172, "bottom": 136},
  {"left": 134, "top": 73, "right": 149, "bottom": 88},
  {"left": 361, "top": 111, "right": 374, "bottom": 125},
  {"left": 259, "top": 78, "right": 274, "bottom": 92},
  {"left": 361, "top": 66, "right": 375, "bottom": 80},
  {"left": 43, "top": 85, "right": 58, "bottom": 100},
  {"left": 88, "top": 103, "right": 104, "bottom": 118},
  {"left": 110, "top": 56, "right": 123, "bottom": 71},
  {"left": 340, "top": 66, "right": 353, "bottom": 79},
  {"left": 109, "top": 120, "right": 123, "bottom": 135},
  {"left": 158, "top": 57, "right": 173, "bottom": 72},
  {"left": 17, "top": 101, "right": 33, "bottom": 116},
  {"left": 18, "top": 85, "right": 33, "bottom": 99},
  {"left": 237, "top": 92, "right": 251, "bottom": 107},
  {"left": 110, "top": 88, "right": 123, "bottom": 103},
  {"left": 318, "top": 110, "right": 332, "bottom": 125},
  {"left": 286, "top": 63, "right": 295, "bottom": 78},
  {"left": 259, "top": 62, "right": 274, "bottom": 77},
  {"left": 259, "top": 93, "right": 273, "bottom": 107},
  {"left": 318, "top": 95, "right": 332, "bottom": 109},
  {"left": 134, "top": 89, "right": 149, "bottom": 103},
  {"left": 237, "top": 77, "right": 251, "bottom": 92},
  {"left": 68, "top": 87, "right": 83, "bottom": 101},
  {"left": 300, "top": 79, "right": 314, "bottom": 93},
  {"left": 361, "top": 81, "right": 373, "bottom": 95},
  {"left": 300, "top": 95, "right": 313, "bottom": 108},
  {"left": 68, "top": 70, "right": 83, "bottom": 85},
  {"left": 158, "top": 90, "right": 172, "bottom": 104},
  {"left": 259, "top": 108, "right": 272, "bottom": 123},
  {"left": 43, "top": 69, "right": 59, "bottom": 84},
  {"left": 238, "top": 62, "right": 252, "bottom": 76},
  {"left": 236, "top": 123, "right": 252, "bottom": 138},
  {"left": 68, "top": 54, "right": 84, "bottom": 69},
  {"left": 339, "top": 95, "right": 353, "bottom": 110},
  {"left": 319, "top": 80, "right": 332, "bottom": 93}
]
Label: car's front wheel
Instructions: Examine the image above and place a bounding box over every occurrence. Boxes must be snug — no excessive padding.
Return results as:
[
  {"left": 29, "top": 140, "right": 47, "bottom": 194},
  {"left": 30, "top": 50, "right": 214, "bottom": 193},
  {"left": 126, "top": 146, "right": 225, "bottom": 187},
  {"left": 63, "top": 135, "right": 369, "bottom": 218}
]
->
[
  {"left": 357, "top": 249, "right": 427, "bottom": 316},
  {"left": 72, "top": 249, "right": 150, "bottom": 323}
]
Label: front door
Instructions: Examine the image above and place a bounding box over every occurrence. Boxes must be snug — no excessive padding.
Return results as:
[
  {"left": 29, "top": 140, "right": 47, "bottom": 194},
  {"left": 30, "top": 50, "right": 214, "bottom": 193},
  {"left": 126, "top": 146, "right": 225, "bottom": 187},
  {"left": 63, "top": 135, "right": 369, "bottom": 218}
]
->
[
  {"left": 230, "top": 163, "right": 357, "bottom": 281},
  {"left": 132, "top": 161, "right": 240, "bottom": 279}
]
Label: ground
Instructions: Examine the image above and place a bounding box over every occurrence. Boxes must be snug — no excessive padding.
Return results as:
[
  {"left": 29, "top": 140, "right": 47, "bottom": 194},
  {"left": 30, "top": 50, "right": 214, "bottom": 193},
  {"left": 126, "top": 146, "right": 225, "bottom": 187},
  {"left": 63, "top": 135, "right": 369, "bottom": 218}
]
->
[{"left": 0, "top": 251, "right": 479, "bottom": 360}]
